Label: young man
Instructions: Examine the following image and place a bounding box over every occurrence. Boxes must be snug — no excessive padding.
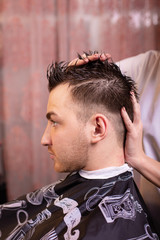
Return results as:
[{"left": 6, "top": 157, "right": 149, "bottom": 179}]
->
[{"left": 0, "top": 54, "right": 159, "bottom": 239}]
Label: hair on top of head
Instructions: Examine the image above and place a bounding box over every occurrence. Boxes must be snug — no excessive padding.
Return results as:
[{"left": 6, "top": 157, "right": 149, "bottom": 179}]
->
[
  {"left": 47, "top": 51, "right": 139, "bottom": 111},
  {"left": 47, "top": 51, "right": 139, "bottom": 146}
]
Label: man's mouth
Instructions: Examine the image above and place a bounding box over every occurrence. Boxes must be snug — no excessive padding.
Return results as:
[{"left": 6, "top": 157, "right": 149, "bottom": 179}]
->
[{"left": 48, "top": 151, "right": 55, "bottom": 159}]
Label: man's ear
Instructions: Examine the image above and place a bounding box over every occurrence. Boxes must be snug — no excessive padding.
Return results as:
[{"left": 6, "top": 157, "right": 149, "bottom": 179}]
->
[{"left": 90, "top": 114, "right": 108, "bottom": 144}]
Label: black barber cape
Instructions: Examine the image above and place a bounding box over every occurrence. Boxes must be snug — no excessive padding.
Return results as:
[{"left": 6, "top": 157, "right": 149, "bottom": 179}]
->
[{"left": 0, "top": 164, "right": 159, "bottom": 240}]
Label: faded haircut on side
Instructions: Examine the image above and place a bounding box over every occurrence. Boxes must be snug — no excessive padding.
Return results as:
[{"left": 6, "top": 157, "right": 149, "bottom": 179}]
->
[{"left": 47, "top": 51, "right": 139, "bottom": 147}]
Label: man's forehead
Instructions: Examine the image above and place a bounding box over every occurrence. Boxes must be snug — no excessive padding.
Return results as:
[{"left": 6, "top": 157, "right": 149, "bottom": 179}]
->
[
  {"left": 48, "top": 84, "right": 71, "bottom": 100},
  {"left": 47, "top": 84, "right": 78, "bottom": 115}
]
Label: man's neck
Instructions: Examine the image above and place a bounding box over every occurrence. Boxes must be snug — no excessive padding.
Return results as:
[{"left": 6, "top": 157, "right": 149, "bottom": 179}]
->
[{"left": 84, "top": 144, "right": 125, "bottom": 171}]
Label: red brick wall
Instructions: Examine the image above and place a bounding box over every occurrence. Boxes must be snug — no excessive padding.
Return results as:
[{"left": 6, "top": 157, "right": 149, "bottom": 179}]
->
[{"left": 0, "top": 0, "right": 160, "bottom": 200}]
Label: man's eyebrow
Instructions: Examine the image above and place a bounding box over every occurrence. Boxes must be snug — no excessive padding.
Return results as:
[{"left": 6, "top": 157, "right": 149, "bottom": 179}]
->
[{"left": 46, "top": 112, "right": 58, "bottom": 120}]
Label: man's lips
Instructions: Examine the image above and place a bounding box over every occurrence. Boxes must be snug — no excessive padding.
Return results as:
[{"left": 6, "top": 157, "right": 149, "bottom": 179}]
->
[{"left": 48, "top": 151, "right": 55, "bottom": 159}]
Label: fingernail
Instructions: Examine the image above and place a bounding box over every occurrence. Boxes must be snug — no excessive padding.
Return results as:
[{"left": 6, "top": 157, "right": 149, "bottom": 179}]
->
[
  {"left": 100, "top": 54, "right": 106, "bottom": 61},
  {"left": 84, "top": 58, "right": 89, "bottom": 62}
]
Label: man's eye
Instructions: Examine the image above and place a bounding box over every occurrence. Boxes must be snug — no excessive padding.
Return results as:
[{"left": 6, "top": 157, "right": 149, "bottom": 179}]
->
[{"left": 50, "top": 120, "right": 58, "bottom": 127}]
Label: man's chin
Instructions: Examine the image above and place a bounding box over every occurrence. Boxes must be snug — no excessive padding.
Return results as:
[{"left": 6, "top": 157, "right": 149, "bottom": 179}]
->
[
  {"left": 54, "top": 163, "right": 68, "bottom": 173},
  {"left": 54, "top": 163, "right": 81, "bottom": 173}
]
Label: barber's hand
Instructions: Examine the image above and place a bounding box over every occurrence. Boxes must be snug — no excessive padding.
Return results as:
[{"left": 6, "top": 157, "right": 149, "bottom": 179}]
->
[
  {"left": 68, "top": 53, "right": 112, "bottom": 66},
  {"left": 121, "top": 93, "right": 145, "bottom": 168}
]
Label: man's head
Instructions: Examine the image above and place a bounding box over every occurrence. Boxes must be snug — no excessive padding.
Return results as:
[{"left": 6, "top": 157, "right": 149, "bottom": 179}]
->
[
  {"left": 48, "top": 55, "right": 138, "bottom": 142},
  {"left": 41, "top": 53, "right": 138, "bottom": 172}
]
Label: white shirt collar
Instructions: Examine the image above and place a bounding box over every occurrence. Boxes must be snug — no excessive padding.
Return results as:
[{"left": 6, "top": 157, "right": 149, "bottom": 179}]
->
[{"left": 79, "top": 164, "right": 133, "bottom": 179}]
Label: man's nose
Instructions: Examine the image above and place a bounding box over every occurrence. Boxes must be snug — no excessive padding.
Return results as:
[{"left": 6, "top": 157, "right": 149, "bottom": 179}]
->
[{"left": 41, "top": 124, "right": 52, "bottom": 146}]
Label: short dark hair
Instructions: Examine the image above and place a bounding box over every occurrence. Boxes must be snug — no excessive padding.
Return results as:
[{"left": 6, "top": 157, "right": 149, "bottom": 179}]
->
[{"left": 47, "top": 52, "right": 139, "bottom": 146}]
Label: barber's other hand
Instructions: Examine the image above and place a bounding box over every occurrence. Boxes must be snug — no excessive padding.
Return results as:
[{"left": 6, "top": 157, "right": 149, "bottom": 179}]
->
[
  {"left": 121, "top": 93, "right": 145, "bottom": 168},
  {"left": 68, "top": 52, "right": 112, "bottom": 66}
]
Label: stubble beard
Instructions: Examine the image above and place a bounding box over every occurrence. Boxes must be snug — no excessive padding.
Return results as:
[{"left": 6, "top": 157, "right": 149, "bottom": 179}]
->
[{"left": 54, "top": 133, "right": 89, "bottom": 173}]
